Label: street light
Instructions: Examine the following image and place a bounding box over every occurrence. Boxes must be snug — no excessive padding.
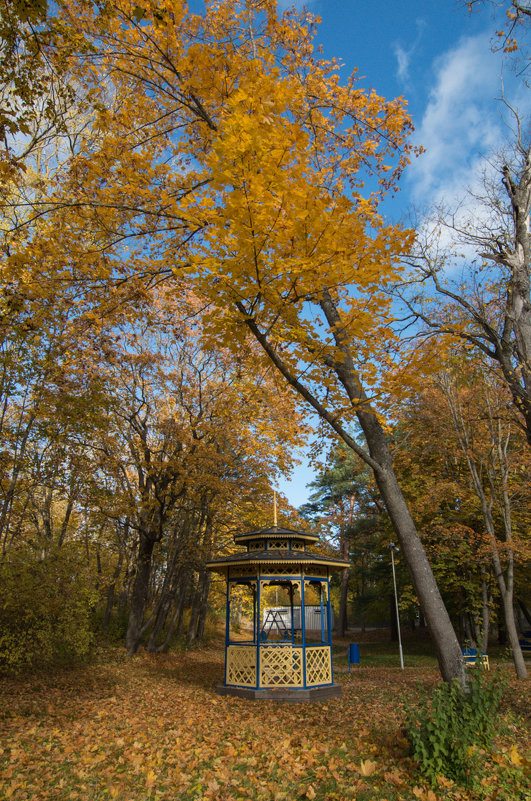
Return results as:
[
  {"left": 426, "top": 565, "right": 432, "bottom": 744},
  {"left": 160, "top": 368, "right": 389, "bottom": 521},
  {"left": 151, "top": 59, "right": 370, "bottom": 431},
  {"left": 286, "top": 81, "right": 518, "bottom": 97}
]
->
[{"left": 389, "top": 542, "right": 404, "bottom": 670}]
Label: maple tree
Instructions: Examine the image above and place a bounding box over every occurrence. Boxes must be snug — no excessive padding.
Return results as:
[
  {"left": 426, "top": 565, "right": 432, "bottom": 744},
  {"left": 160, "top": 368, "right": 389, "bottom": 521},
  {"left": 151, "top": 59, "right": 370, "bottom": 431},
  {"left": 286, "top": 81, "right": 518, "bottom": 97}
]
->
[
  {"left": 436, "top": 364, "right": 529, "bottom": 678},
  {"left": 0, "top": 0, "right": 472, "bottom": 685}
]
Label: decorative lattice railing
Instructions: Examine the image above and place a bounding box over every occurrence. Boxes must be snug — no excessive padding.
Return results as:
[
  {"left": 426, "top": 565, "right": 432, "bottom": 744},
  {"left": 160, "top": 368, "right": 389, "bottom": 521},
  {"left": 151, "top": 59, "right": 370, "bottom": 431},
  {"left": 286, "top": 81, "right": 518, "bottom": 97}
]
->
[
  {"left": 226, "top": 644, "right": 333, "bottom": 689},
  {"left": 305, "top": 646, "right": 332, "bottom": 686},
  {"left": 226, "top": 645, "right": 257, "bottom": 686},
  {"left": 259, "top": 646, "right": 304, "bottom": 687}
]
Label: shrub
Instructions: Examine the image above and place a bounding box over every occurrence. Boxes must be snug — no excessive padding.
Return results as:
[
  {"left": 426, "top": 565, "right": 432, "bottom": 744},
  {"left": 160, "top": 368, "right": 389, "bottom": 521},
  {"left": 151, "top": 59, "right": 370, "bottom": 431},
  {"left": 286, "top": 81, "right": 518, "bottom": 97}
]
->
[
  {"left": 0, "top": 545, "right": 97, "bottom": 673},
  {"left": 405, "top": 669, "right": 504, "bottom": 787}
]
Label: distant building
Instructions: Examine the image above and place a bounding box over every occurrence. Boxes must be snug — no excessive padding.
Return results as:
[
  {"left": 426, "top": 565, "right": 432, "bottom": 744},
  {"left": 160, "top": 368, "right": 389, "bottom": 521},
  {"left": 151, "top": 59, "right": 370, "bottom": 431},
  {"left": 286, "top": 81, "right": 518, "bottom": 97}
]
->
[{"left": 263, "top": 605, "right": 335, "bottom": 633}]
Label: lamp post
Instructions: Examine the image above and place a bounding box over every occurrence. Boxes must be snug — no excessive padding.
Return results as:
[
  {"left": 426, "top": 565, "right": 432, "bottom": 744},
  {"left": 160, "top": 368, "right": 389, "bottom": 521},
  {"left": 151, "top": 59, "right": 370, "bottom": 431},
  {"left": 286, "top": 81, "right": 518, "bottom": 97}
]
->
[{"left": 389, "top": 542, "right": 404, "bottom": 670}]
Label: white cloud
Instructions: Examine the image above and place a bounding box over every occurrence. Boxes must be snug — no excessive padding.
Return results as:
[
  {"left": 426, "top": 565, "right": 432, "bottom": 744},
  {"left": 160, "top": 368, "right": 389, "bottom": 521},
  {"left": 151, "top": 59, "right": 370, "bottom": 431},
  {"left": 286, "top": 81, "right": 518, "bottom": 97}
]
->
[
  {"left": 395, "top": 44, "right": 411, "bottom": 83},
  {"left": 394, "top": 19, "right": 426, "bottom": 85},
  {"left": 407, "top": 31, "right": 530, "bottom": 209}
]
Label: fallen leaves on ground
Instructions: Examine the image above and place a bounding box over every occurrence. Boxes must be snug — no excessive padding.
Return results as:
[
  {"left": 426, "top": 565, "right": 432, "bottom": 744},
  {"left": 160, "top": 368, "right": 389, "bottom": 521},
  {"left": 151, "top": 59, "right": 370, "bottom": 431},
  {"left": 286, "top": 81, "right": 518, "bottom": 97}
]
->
[{"left": 0, "top": 643, "right": 528, "bottom": 801}]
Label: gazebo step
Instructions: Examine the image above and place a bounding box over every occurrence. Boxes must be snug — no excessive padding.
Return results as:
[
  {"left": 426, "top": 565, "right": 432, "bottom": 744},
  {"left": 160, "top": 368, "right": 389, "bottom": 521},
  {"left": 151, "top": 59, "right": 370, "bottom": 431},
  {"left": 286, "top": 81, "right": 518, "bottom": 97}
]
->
[{"left": 215, "top": 684, "right": 342, "bottom": 702}]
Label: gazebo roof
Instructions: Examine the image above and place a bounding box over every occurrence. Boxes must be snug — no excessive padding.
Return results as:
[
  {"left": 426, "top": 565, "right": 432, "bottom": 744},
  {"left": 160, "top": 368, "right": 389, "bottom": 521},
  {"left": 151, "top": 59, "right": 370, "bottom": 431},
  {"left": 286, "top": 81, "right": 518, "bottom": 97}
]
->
[
  {"left": 206, "top": 548, "right": 349, "bottom": 576},
  {"left": 233, "top": 525, "right": 319, "bottom": 545}
]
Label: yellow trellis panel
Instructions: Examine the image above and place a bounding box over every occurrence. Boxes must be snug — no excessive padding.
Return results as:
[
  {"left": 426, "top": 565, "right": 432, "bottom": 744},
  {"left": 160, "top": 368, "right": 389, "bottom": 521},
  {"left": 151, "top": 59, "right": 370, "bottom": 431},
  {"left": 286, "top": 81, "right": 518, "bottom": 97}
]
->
[
  {"left": 226, "top": 646, "right": 257, "bottom": 686},
  {"left": 260, "top": 646, "right": 303, "bottom": 687},
  {"left": 306, "top": 646, "right": 332, "bottom": 686}
]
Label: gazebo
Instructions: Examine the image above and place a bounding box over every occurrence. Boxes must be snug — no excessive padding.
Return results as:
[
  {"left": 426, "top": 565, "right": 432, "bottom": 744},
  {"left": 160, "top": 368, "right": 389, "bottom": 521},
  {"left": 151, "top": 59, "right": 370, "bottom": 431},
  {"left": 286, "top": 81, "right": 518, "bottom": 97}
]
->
[{"left": 206, "top": 524, "right": 349, "bottom": 701}]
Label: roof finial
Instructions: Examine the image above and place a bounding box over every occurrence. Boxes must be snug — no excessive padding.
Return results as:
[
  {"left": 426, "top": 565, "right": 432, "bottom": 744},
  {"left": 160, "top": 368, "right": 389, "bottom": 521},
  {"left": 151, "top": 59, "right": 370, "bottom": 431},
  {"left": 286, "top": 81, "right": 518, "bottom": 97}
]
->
[{"left": 273, "top": 490, "right": 278, "bottom": 528}]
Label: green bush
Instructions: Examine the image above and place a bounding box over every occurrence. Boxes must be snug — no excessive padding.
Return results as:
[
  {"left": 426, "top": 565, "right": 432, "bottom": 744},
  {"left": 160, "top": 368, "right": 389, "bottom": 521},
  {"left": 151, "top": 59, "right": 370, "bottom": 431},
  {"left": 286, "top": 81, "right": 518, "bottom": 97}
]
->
[
  {"left": 406, "top": 669, "right": 504, "bottom": 787},
  {"left": 0, "top": 545, "right": 97, "bottom": 673}
]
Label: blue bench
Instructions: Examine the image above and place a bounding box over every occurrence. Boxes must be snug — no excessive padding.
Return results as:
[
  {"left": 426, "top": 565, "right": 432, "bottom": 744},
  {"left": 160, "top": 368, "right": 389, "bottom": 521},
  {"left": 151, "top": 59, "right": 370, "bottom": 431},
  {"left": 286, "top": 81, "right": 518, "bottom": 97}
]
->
[{"left": 462, "top": 647, "right": 489, "bottom": 669}]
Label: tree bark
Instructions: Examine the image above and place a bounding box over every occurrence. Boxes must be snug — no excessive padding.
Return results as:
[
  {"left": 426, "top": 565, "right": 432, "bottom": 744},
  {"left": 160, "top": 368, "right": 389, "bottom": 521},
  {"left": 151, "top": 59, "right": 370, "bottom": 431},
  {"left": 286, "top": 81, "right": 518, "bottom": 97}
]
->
[
  {"left": 187, "top": 569, "right": 209, "bottom": 646},
  {"left": 480, "top": 576, "right": 491, "bottom": 653},
  {"left": 337, "top": 566, "right": 349, "bottom": 637},
  {"left": 104, "top": 547, "right": 124, "bottom": 630},
  {"left": 196, "top": 572, "right": 211, "bottom": 643},
  {"left": 125, "top": 531, "right": 156, "bottom": 656},
  {"left": 517, "top": 598, "right": 531, "bottom": 627}
]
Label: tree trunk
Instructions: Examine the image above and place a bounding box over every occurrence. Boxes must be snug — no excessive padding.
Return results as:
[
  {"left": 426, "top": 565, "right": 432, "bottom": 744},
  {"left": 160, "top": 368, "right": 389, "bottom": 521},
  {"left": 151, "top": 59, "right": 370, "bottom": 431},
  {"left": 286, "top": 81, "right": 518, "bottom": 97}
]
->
[
  {"left": 337, "top": 566, "right": 349, "bottom": 637},
  {"left": 464, "top": 614, "right": 476, "bottom": 648},
  {"left": 480, "top": 576, "right": 490, "bottom": 653},
  {"left": 517, "top": 598, "right": 531, "bottom": 627},
  {"left": 187, "top": 571, "right": 208, "bottom": 646},
  {"left": 103, "top": 548, "right": 124, "bottom": 630},
  {"left": 146, "top": 554, "right": 184, "bottom": 652},
  {"left": 126, "top": 531, "right": 156, "bottom": 656},
  {"left": 372, "top": 462, "right": 467, "bottom": 687},
  {"left": 156, "top": 581, "right": 189, "bottom": 653},
  {"left": 502, "top": 589, "right": 528, "bottom": 678},
  {"left": 196, "top": 572, "right": 211, "bottom": 643}
]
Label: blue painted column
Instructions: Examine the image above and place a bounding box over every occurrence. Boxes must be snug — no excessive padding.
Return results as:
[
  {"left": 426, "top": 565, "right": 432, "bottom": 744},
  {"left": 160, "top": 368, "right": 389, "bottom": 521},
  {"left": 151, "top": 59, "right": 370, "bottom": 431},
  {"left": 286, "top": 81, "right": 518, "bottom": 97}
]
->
[
  {"left": 326, "top": 577, "right": 332, "bottom": 646},
  {"left": 320, "top": 583, "right": 325, "bottom": 643},
  {"left": 326, "top": 575, "right": 333, "bottom": 684},
  {"left": 252, "top": 583, "right": 257, "bottom": 644},
  {"left": 301, "top": 577, "right": 307, "bottom": 688},
  {"left": 224, "top": 577, "right": 230, "bottom": 686},
  {"left": 289, "top": 581, "right": 295, "bottom": 645},
  {"left": 256, "top": 574, "right": 261, "bottom": 689}
]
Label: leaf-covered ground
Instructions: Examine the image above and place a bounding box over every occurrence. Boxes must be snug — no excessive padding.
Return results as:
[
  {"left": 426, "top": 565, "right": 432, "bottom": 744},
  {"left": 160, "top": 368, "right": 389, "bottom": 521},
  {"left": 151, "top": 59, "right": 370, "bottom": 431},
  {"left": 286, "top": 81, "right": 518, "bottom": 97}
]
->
[{"left": 1, "top": 638, "right": 529, "bottom": 801}]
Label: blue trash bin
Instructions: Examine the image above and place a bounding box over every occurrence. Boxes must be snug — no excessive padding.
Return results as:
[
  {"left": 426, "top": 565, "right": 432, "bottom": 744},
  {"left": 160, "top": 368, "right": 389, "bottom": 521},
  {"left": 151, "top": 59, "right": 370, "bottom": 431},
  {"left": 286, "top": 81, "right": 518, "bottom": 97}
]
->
[{"left": 348, "top": 643, "right": 360, "bottom": 671}]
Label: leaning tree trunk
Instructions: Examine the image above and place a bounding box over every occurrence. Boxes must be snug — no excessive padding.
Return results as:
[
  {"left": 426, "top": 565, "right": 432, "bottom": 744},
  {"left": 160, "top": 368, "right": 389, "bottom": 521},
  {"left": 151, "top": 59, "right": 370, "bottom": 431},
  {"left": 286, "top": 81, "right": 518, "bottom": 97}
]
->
[
  {"left": 371, "top": 457, "right": 467, "bottom": 687},
  {"left": 242, "top": 294, "right": 468, "bottom": 688},
  {"left": 323, "top": 293, "right": 467, "bottom": 687}
]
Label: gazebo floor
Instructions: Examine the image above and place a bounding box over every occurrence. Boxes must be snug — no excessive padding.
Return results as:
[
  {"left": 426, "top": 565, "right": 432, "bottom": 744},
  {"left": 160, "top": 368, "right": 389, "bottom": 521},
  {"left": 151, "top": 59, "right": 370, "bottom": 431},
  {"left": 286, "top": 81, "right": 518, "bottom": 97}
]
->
[{"left": 215, "top": 684, "right": 342, "bottom": 702}]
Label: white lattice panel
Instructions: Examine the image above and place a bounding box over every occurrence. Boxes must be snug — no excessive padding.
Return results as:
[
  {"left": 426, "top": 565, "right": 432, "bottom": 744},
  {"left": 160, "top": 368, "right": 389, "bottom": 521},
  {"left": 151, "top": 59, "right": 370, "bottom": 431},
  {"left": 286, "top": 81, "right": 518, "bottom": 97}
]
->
[
  {"left": 306, "top": 646, "right": 332, "bottom": 686},
  {"left": 226, "top": 646, "right": 257, "bottom": 686},
  {"left": 260, "top": 646, "right": 303, "bottom": 687}
]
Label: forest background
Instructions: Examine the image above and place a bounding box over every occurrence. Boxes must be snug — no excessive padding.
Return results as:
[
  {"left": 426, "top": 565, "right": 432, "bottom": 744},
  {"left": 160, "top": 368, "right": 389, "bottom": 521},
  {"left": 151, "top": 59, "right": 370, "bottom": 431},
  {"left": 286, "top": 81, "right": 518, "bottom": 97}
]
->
[{"left": 0, "top": 0, "right": 530, "bottom": 690}]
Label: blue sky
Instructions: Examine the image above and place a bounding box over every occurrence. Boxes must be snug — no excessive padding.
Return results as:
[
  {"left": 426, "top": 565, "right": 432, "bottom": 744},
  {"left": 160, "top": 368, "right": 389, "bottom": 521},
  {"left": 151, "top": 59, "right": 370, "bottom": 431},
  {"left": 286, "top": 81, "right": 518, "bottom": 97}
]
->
[{"left": 272, "top": 0, "right": 530, "bottom": 508}]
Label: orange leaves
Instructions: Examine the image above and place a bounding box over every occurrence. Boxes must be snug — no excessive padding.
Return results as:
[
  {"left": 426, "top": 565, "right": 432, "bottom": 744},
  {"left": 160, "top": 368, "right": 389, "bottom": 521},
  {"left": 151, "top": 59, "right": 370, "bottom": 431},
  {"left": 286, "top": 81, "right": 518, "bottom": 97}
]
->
[{"left": 2, "top": 645, "right": 529, "bottom": 801}]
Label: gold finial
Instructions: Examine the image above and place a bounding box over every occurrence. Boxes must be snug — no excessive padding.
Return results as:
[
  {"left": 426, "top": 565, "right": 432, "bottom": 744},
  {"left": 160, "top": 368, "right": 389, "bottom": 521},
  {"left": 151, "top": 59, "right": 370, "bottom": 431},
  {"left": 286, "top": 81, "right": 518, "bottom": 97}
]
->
[{"left": 273, "top": 490, "right": 278, "bottom": 527}]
